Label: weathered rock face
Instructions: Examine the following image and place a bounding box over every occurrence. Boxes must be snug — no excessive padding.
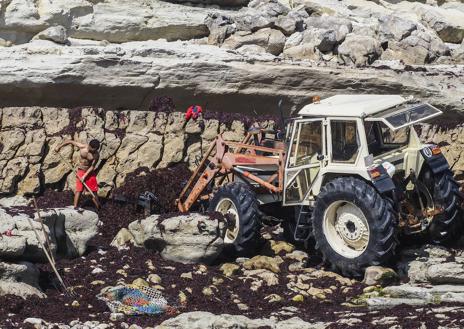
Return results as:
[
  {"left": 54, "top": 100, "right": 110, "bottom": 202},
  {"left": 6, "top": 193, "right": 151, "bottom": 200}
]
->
[
  {"left": 0, "top": 206, "right": 98, "bottom": 261},
  {"left": 0, "top": 0, "right": 216, "bottom": 45},
  {"left": 127, "top": 213, "right": 225, "bottom": 264},
  {"left": 38, "top": 207, "right": 99, "bottom": 258},
  {"left": 0, "top": 261, "right": 45, "bottom": 299},
  {"left": 0, "top": 40, "right": 463, "bottom": 113},
  {"left": 156, "top": 311, "right": 328, "bottom": 329},
  {"left": 363, "top": 244, "right": 464, "bottom": 309}
]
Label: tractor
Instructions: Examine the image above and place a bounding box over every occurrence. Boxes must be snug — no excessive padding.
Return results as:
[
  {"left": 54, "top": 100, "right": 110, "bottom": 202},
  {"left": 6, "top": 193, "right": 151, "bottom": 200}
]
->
[{"left": 177, "top": 94, "right": 463, "bottom": 276}]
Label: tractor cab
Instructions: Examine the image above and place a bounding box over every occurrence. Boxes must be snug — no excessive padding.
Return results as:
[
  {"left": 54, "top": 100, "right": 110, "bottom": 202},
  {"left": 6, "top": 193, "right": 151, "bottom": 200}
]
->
[{"left": 283, "top": 95, "right": 442, "bottom": 206}]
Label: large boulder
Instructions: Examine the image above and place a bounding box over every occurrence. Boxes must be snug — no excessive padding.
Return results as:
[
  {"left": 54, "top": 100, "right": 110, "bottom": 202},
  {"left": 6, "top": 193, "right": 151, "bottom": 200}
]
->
[
  {"left": 338, "top": 33, "right": 382, "bottom": 66},
  {"left": 427, "top": 263, "right": 464, "bottom": 284},
  {"left": 273, "top": 6, "right": 308, "bottom": 36},
  {"left": 304, "top": 15, "right": 352, "bottom": 44},
  {"left": 157, "top": 311, "right": 328, "bottom": 328},
  {"left": 128, "top": 213, "right": 225, "bottom": 264},
  {"left": 397, "top": 245, "right": 464, "bottom": 285},
  {"left": 379, "top": 15, "right": 417, "bottom": 42},
  {"left": 0, "top": 206, "right": 98, "bottom": 260},
  {"left": 222, "top": 28, "right": 286, "bottom": 55},
  {"left": 418, "top": 5, "right": 464, "bottom": 43},
  {"left": 32, "top": 26, "right": 68, "bottom": 44},
  {"left": 0, "top": 209, "right": 57, "bottom": 262},
  {"left": 0, "top": 261, "right": 45, "bottom": 299},
  {"left": 381, "top": 28, "right": 449, "bottom": 64},
  {"left": 205, "top": 13, "right": 236, "bottom": 45},
  {"left": 234, "top": 0, "right": 289, "bottom": 32},
  {"left": 38, "top": 207, "right": 99, "bottom": 258}
]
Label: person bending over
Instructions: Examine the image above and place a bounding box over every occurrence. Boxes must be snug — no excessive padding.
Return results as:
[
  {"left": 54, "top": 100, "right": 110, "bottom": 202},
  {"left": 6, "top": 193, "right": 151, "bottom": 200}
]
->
[{"left": 55, "top": 139, "right": 101, "bottom": 209}]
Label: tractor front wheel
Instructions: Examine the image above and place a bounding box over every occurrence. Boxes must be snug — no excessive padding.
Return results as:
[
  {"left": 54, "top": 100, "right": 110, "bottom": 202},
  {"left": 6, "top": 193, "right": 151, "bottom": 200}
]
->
[
  {"left": 312, "top": 177, "right": 397, "bottom": 277},
  {"left": 208, "top": 182, "right": 262, "bottom": 256}
]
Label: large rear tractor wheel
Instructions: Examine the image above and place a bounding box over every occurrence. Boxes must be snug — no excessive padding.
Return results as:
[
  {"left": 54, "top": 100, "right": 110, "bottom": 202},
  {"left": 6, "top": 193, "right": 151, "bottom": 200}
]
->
[
  {"left": 208, "top": 182, "right": 262, "bottom": 256},
  {"left": 312, "top": 177, "right": 397, "bottom": 277},
  {"left": 424, "top": 169, "right": 463, "bottom": 244}
]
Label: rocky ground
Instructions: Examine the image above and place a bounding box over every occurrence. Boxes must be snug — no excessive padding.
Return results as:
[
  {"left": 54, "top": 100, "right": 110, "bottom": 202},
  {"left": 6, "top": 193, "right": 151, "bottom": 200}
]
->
[{"left": 2, "top": 165, "right": 464, "bottom": 328}]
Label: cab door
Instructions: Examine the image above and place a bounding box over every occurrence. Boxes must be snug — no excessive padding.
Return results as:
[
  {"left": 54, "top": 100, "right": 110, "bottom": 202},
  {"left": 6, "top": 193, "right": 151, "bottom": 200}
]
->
[{"left": 283, "top": 118, "right": 325, "bottom": 205}]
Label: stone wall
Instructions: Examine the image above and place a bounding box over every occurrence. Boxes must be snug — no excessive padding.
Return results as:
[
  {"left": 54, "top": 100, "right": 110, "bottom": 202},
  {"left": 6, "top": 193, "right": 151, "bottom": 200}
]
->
[
  {"left": 1, "top": 106, "right": 463, "bottom": 197},
  {"left": 0, "top": 107, "right": 273, "bottom": 196}
]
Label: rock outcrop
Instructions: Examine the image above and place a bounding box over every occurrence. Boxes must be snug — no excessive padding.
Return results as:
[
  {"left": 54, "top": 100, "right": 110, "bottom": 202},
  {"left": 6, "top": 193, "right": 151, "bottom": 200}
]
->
[
  {"left": 128, "top": 213, "right": 226, "bottom": 264},
  {"left": 0, "top": 0, "right": 214, "bottom": 45},
  {"left": 0, "top": 204, "right": 98, "bottom": 298},
  {"left": 361, "top": 245, "right": 464, "bottom": 308},
  {"left": 0, "top": 206, "right": 98, "bottom": 260},
  {"left": 38, "top": 207, "right": 99, "bottom": 258},
  {"left": 0, "top": 40, "right": 463, "bottom": 113},
  {"left": 0, "top": 261, "right": 45, "bottom": 299},
  {"left": 156, "top": 311, "right": 328, "bottom": 329}
]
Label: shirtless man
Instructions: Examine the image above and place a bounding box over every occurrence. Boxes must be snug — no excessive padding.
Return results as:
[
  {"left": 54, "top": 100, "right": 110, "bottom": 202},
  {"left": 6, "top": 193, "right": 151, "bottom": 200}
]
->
[{"left": 55, "top": 139, "right": 101, "bottom": 209}]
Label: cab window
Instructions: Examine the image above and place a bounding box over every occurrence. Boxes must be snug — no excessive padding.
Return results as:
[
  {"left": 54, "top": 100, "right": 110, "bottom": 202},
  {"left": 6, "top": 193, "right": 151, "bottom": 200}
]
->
[
  {"left": 331, "top": 120, "right": 359, "bottom": 163},
  {"left": 288, "top": 121, "right": 322, "bottom": 167},
  {"left": 364, "top": 121, "right": 409, "bottom": 157}
]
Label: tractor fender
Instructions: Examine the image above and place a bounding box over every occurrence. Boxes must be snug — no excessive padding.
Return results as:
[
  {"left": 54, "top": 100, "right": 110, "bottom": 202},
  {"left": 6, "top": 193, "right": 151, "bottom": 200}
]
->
[
  {"left": 369, "top": 164, "right": 396, "bottom": 194},
  {"left": 420, "top": 146, "right": 449, "bottom": 174}
]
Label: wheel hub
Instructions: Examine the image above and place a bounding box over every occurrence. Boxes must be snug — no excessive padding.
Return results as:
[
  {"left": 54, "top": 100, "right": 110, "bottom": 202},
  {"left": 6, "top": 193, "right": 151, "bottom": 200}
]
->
[
  {"left": 335, "top": 210, "right": 367, "bottom": 242},
  {"left": 323, "top": 201, "right": 370, "bottom": 258}
]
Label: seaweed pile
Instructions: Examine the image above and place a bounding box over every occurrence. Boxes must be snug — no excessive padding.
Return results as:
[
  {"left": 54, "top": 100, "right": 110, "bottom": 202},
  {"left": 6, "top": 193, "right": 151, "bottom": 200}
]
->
[{"left": 0, "top": 165, "right": 460, "bottom": 329}]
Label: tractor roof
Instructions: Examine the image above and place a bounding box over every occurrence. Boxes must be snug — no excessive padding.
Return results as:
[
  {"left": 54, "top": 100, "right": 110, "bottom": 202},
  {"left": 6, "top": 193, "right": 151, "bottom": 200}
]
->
[{"left": 298, "top": 95, "right": 407, "bottom": 118}]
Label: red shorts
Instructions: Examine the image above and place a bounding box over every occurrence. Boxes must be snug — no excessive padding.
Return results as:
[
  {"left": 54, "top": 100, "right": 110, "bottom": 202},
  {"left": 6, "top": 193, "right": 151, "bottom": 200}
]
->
[{"left": 76, "top": 169, "right": 98, "bottom": 192}]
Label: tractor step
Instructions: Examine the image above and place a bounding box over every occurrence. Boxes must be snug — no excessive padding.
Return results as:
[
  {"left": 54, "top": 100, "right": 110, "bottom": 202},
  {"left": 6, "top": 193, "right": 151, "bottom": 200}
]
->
[{"left": 294, "top": 205, "right": 312, "bottom": 242}]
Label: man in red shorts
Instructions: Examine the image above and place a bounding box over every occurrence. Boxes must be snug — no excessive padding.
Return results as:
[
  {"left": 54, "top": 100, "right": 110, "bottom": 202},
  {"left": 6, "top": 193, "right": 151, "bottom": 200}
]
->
[{"left": 55, "top": 139, "right": 101, "bottom": 210}]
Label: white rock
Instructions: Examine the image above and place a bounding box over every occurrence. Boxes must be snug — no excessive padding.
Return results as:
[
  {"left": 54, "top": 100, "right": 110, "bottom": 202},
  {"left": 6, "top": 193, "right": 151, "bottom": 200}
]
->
[
  {"left": 37, "top": 207, "right": 99, "bottom": 258},
  {"left": 0, "top": 196, "right": 30, "bottom": 207},
  {"left": 156, "top": 311, "right": 328, "bottom": 328},
  {"left": 338, "top": 33, "right": 383, "bottom": 66},
  {"left": 33, "top": 26, "right": 68, "bottom": 44},
  {"left": 367, "top": 297, "right": 428, "bottom": 309},
  {"left": 427, "top": 263, "right": 464, "bottom": 284},
  {"left": 363, "top": 266, "right": 398, "bottom": 286},
  {"left": 379, "top": 15, "right": 417, "bottom": 42},
  {"left": 109, "top": 313, "right": 124, "bottom": 321},
  {"left": 24, "top": 318, "right": 44, "bottom": 325},
  {"left": 128, "top": 213, "right": 225, "bottom": 264},
  {"left": 0, "top": 262, "right": 44, "bottom": 298}
]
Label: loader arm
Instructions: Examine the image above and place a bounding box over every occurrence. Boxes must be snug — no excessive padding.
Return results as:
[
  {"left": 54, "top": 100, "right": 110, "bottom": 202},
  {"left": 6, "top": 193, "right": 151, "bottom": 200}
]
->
[
  {"left": 177, "top": 138, "right": 223, "bottom": 212},
  {"left": 177, "top": 129, "right": 286, "bottom": 212}
]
